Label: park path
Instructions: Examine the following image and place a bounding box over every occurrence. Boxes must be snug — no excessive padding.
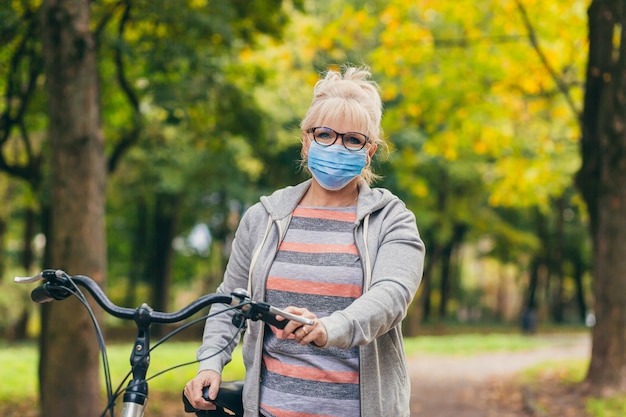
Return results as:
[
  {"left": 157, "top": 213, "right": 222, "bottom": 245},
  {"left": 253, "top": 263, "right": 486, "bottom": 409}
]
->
[{"left": 407, "top": 333, "right": 591, "bottom": 417}]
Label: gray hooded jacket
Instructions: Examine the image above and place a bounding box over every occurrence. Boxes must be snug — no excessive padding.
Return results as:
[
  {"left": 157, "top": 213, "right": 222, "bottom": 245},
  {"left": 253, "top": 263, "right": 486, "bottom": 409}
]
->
[{"left": 197, "top": 179, "right": 425, "bottom": 417}]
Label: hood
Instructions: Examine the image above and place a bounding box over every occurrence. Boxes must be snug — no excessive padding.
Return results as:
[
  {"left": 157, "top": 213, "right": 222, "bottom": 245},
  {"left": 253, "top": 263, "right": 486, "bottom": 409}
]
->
[{"left": 259, "top": 179, "right": 398, "bottom": 223}]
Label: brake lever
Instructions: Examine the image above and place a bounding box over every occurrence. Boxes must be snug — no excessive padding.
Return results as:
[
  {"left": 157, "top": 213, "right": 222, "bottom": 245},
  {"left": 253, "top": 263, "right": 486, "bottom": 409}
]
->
[
  {"left": 14, "top": 269, "right": 66, "bottom": 284},
  {"left": 14, "top": 274, "right": 44, "bottom": 284}
]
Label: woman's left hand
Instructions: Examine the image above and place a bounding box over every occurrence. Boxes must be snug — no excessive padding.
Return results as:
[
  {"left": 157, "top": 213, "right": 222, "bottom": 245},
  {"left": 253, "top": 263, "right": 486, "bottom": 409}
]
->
[{"left": 278, "top": 306, "right": 327, "bottom": 347}]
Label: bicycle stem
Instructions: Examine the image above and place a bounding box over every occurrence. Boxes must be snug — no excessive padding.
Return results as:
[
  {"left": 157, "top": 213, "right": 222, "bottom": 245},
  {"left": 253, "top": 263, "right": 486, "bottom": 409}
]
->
[{"left": 121, "top": 303, "right": 153, "bottom": 417}]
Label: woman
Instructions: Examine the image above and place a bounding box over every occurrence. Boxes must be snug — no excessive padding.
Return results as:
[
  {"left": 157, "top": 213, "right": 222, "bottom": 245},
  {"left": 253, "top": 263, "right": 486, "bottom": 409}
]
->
[{"left": 184, "top": 65, "right": 425, "bottom": 417}]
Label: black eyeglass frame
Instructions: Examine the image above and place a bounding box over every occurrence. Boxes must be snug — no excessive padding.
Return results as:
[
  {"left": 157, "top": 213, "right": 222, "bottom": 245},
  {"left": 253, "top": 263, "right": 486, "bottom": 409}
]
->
[{"left": 306, "top": 126, "right": 371, "bottom": 151}]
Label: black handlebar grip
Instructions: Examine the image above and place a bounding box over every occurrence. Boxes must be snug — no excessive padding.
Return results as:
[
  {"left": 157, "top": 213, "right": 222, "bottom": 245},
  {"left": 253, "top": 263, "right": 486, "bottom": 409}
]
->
[
  {"left": 256, "top": 311, "right": 288, "bottom": 329},
  {"left": 181, "top": 381, "right": 244, "bottom": 417},
  {"left": 31, "top": 285, "right": 54, "bottom": 304},
  {"left": 204, "top": 381, "right": 244, "bottom": 417}
]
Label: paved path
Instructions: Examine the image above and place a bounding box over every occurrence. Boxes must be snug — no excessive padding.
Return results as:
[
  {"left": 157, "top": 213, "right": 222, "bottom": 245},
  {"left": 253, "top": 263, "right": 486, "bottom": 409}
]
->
[{"left": 407, "top": 334, "right": 591, "bottom": 417}]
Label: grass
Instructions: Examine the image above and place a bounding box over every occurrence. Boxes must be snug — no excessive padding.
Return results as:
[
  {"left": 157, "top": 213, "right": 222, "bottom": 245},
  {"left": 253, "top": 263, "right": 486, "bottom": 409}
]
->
[
  {"left": 0, "top": 341, "right": 244, "bottom": 402},
  {"left": 104, "top": 341, "right": 245, "bottom": 391},
  {"left": 403, "top": 332, "right": 582, "bottom": 356},
  {"left": 587, "top": 397, "right": 626, "bottom": 417},
  {"left": 2, "top": 332, "right": 624, "bottom": 417},
  {"left": 0, "top": 343, "right": 38, "bottom": 401},
  {"left": 520, "top": 358, "right": 626, "bottom": 417},
  {"left": 1, "top": 332, "right": 575, "bottom": 401}
]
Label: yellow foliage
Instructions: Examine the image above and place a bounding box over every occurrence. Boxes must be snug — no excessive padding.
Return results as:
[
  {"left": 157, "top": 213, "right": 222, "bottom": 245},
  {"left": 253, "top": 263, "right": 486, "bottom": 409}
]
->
[
  {"left": 473, "top": 140, "right": 489, "bottom": 155},
  {"left": 410, "top": 180, "right": 429, "bottom": 198},
  {"left": 353, "top": 10, "right": 369, "bottom": 25},
  {"left": 406, "top": 103, "right": 422, "bottom": 118},
  {"left": 518, "top": 73, "right": 545, "bottom": 95},
  {"left": 306, "top": 73, "right": 320, "bottom": 86},
  {"left": 188, "top": 0, "right": 207, "bottom": 8},
  {"left": 242, "top": 0, "right": 587, "bottom": 210},
  {"left": 382, "top": 84, "right": 399, "bottom": 102},
  {"left": 380, "top": 4, "right": 401, "bottom": 26},
  {"left": 423, "top": 131, "right": 461, "bottom": 160},
  {"left": 12, "top": 0, "right": 42, "bottom": 13},
  {"left": 239, "top": 47, "right": 254, "bottom": 62},
  {"left": 318, "top": 37, "right": 334, "bottom": 51}
]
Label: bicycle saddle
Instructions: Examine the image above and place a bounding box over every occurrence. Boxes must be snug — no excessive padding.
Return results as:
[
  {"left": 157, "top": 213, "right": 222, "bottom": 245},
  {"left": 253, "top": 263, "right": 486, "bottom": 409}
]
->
[{"left": 182, "top": 380, "right": 244, "bottom": 417}]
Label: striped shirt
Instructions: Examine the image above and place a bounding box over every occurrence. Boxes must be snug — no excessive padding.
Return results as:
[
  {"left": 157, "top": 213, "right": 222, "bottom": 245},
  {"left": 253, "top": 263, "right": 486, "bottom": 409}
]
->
[{"left": 259, "top": 205, "right": 363, "bottom": 417}]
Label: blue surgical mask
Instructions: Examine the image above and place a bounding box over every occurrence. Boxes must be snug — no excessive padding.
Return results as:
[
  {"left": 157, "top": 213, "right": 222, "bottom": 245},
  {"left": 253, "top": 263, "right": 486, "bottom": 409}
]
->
[{"left": 307, "top": 141, "right": 367, "bottom": 191}]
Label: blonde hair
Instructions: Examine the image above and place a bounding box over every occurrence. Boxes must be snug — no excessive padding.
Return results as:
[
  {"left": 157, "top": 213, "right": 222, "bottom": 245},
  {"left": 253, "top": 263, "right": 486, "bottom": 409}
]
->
[{"left": 300, "top": 65, "right": 387, "bottom": 185}]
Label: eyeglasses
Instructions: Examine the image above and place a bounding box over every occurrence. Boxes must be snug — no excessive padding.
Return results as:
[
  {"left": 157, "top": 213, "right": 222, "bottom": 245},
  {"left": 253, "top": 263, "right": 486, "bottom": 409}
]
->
[{"left": 307, "top": 127, "right": 370, "bottom": 151}]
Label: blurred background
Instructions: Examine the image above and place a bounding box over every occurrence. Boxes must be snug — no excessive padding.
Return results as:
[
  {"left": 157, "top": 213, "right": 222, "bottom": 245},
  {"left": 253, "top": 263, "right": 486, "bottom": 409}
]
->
[{"left": 1, "top": 0, "right": 624, "bottom": 416}]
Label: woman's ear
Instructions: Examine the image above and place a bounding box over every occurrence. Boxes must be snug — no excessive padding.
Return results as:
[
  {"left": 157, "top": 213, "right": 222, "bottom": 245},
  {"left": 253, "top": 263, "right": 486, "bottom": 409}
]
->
[{"left": 368, "top": 143, "right": 378, "bottom": 157}]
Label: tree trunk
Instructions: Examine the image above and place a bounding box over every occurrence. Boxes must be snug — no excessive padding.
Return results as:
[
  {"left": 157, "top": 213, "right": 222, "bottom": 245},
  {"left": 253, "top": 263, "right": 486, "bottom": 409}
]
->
[
  {"left": 0, "top": 216, "right": 5, "bottom": 277},
  {"left": 438, "top": 224, "right": 466, "bottom": 319},
  {"left": 521, "top": 258, "right": 540, "bottom": 334},
  {"left": 438, "top": 242, "right": 452, "bottom": 320},
  {"left": 21, "top": 208, "right": 37, "bottom": 270},
  {"left": 525, "top": 258, "right": 540, "bottom": 310},
  {"left": 40, "top": 1, "right": 107, "bottom": 416},
  {"left": 419, "top": 235, "right": 439, "bottom": 322},
  {"left": 576, "top": 0, "right": 626, "bottom": 395},
  {"left": 572, "top": 257, "right": 588, "bottom": 324},
  {"left": 10, "top": 208, "right": 38, "bottom": 341},
  {"left": 149, "top": 193, "right": 181, "bottom": 313},
  {"left": 125, "top": 198, "right": 150, "bottom": 308},
  {"left": 550, "top": 197, "right": 566, "bottom": 323}
]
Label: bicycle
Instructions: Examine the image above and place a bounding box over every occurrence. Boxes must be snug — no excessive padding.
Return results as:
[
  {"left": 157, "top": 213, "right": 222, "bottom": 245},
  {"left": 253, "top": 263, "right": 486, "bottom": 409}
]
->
[{"left": 15, "top": 269, "right": 313, "bottom": 417}]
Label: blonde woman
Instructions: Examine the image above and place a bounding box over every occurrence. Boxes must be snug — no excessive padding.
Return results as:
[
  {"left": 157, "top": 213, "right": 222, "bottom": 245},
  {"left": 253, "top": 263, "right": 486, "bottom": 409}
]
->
[{"left": 185, "top": 65, "right": 425, "bottom": 417}]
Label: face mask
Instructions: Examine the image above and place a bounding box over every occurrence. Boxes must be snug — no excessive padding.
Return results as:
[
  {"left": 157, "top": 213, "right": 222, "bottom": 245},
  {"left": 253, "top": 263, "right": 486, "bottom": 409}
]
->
[{"left": 307, "top": 141, "right": 367, "bottom": 191}]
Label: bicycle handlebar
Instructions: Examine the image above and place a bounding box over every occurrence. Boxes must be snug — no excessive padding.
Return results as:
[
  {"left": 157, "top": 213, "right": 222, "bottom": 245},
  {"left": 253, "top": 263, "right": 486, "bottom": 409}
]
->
[
  {"left": 15, "top": 269, "right": 315, "bottom": 327},
  {"left": 15, "top": 269, "right": 314, "bottom": 417},
  {"left": 16, "top": 269, "right": 236, "bottom": 323}
]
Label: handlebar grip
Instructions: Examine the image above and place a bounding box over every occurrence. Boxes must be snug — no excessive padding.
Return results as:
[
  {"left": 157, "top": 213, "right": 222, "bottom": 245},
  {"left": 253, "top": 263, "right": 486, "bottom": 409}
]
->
[
  {"left": 181, "top": 381, "right": 244, "bottom": 417},
  {"left": 247, "top": 304, "right": 315, "bottom": 329},
  {"left": 31, "top": 285, "right": 54, "bottom": 304},
  {"left": 204, "top": 380, "right": 244, "bottom": 416}
]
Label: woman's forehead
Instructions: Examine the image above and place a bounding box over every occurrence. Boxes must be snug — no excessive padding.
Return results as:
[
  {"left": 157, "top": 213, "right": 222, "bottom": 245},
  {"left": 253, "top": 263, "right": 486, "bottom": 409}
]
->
[{"left": 316, "top": 113, "right": 368, "bottom": 134}]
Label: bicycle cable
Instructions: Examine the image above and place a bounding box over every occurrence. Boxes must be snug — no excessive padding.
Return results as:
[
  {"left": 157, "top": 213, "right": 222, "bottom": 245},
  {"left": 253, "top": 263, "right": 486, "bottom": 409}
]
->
[
  {"left": 59, "top": 277, "right": 116, "bottom": 417},
  {"left": 146, "top": 306, "right": 247, "bottom": 382},
  {"left": 99, "top": 303, "right": 247, "bottom": 417}
]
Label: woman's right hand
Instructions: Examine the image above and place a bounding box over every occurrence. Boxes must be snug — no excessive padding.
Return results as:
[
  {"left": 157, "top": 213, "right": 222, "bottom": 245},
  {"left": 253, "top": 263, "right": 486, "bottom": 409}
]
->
[{"left": 183, "top": 369, "right": 221, "bottom": 410}]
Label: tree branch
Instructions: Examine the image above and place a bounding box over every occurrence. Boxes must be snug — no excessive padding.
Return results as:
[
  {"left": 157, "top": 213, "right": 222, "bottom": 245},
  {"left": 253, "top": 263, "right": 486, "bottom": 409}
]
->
[
  {"left": 114, "top": 0, "right": 140, "bottom": 112},
  {"left": 0, "top": 5, "right": 42, "bottom": 185},
  {"left": 514, "top": 0, "right": 582, "bottom": 126},
  {"left": 433, "top": 34, "right": 525, "bottom": 48},
  {"left": 108, "top": 0, "right": 143, "bottom": 173},
  {"left": 93, "top": 0, "right": 124, "bottom": 41}
]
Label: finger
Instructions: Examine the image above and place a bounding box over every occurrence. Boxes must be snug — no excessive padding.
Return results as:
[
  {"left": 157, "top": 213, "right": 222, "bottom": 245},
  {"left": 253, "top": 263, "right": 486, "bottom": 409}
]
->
[
  {"left": 207, "top": 382, "right": 220, "bottom": 401},
  {"left": 186, "top": 378, "right": 204, "bottom": 402},
  {"left": 310, "top": 320, "right": 328, "bottom": 347},
  {"left": 299, "top": 323, "right": 318, "bottom": 343},
  {"left": 293, "top": 329, "right": 303, "bottom": 343},
  {"left": 297, "top": 320, "right": 327, "bottom": 346},
  {"left": 205, "top": 372, "right": 222, "bottom": 401},
  {"left": 188, "top": 371, "right": 220, "bottom": 409},
  {"left": 281, "top": 306, "right": 316, "bottom": 335},
  {"left": 281, "top": 306, "right": 306, "bottom": 329}
]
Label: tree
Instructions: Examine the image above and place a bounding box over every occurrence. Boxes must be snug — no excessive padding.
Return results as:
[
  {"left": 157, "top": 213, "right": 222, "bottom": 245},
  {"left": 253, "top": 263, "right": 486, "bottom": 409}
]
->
[
  {"left": 576, "top": 0, "right": 626, "bottom": 395},
  {"left": 236, "top": 0, "right": 591, "bottom": 329},
  {"left": 39, "top": 1, "right": 106, "bottom": 416},
  {"left": 95, "top": 0, "right": 306, "bottom": 313},
  {"left": 34, "top": 0, "right": 306, "bottom": 411}
]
